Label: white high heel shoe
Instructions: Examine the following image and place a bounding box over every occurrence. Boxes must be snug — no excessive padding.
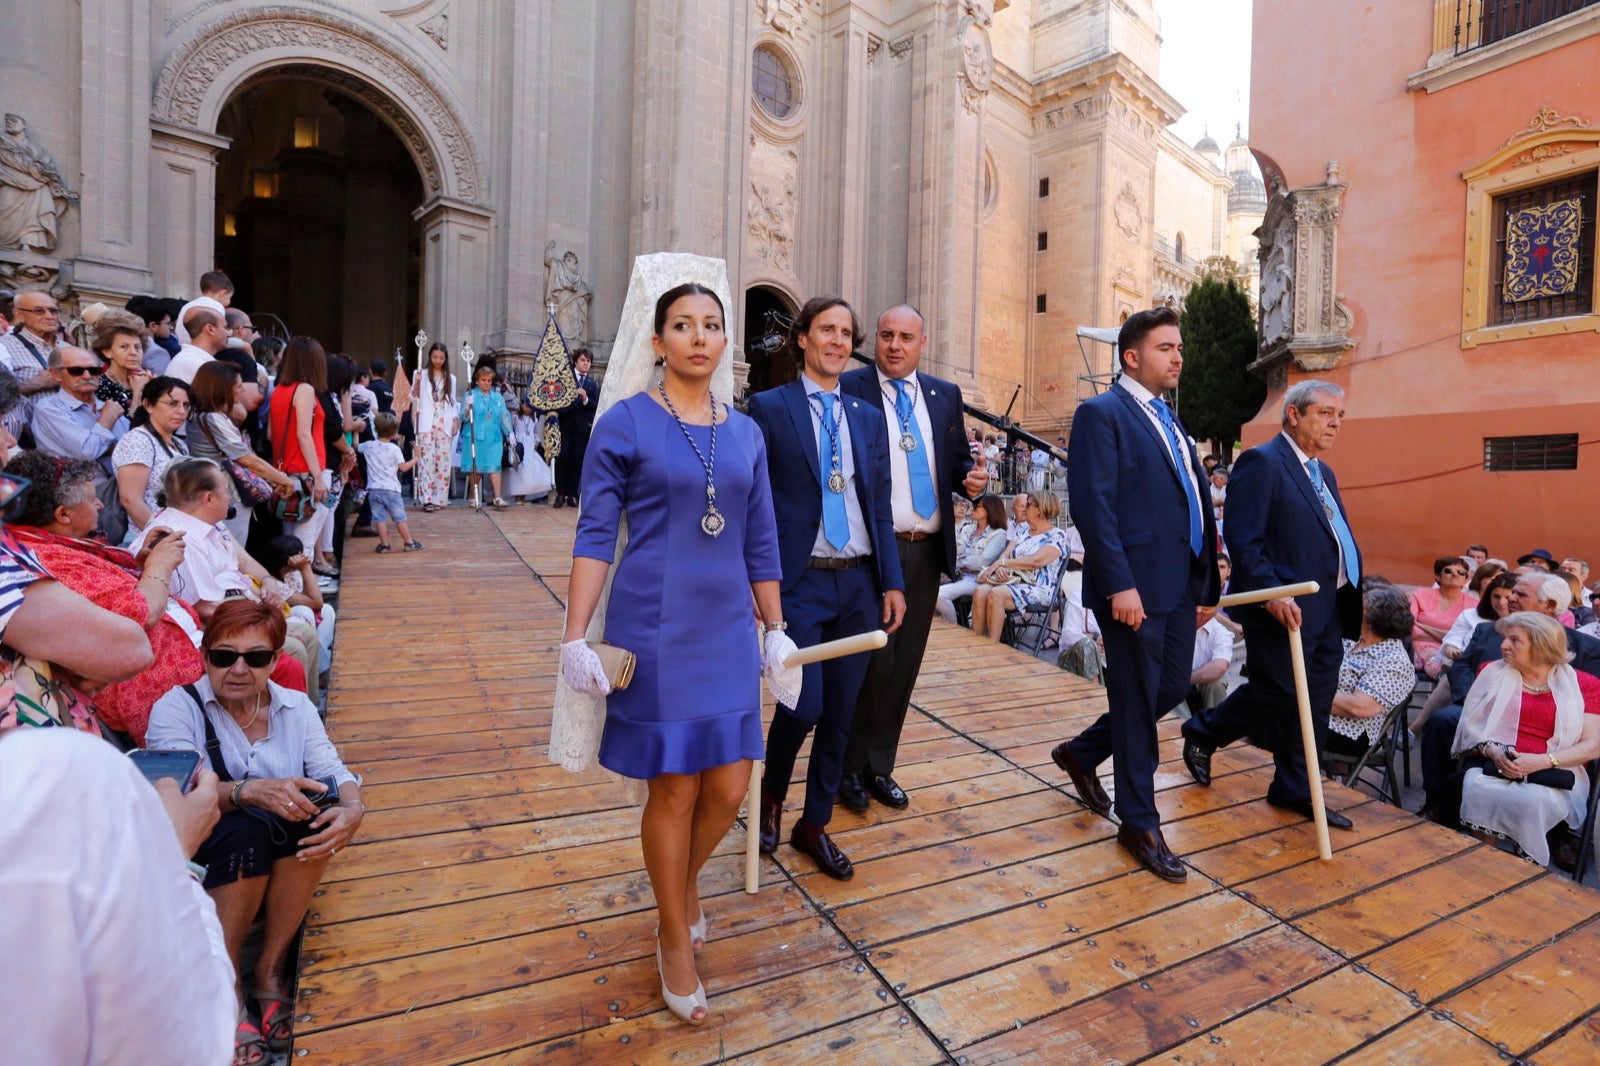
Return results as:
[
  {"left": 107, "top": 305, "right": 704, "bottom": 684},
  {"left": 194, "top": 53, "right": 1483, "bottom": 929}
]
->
[
  {"left": 689, "top": 908, "right": 709, "bottom": 953},
  {"left": 655, "top": 932, "right": 708, "bottom": 1025}
]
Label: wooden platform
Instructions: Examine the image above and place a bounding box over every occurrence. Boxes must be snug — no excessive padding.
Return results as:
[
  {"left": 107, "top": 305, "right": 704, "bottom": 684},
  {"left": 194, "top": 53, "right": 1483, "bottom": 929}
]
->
[{"left": 293, "top": 505, "right": 1600, "bottom": 1064}]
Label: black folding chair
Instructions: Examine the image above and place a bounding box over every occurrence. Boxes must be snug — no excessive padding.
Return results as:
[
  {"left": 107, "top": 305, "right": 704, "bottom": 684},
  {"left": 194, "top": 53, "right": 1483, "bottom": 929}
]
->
[
  {"left": 1572, "top": 759, "right": 1600, "bottom": 883},
  {"left": 1003, "top": 573, "right": 1067, "bottom": 655},
  {"left": 1324, "top": 694, "right": 1412, "bottom": 806}
]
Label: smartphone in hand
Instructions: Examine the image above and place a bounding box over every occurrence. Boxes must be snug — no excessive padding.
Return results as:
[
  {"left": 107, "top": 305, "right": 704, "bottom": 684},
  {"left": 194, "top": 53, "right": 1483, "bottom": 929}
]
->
[{"left": 128, "top": 749, "right": 203, "bottom": 793}]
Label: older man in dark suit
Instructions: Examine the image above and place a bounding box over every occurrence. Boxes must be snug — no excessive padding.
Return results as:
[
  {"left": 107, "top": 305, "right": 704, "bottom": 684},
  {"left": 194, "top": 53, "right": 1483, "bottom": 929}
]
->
[
  {"left": 836, "top": 305, "right": 987, "bottom": 812},
  {"left": 1182, "top": 380, "right": 1363, "bottom": 829},
  {"left": 747, "top": 297, "right": 905, "bottom": 881},
  {"left": 1054, "top": 307, "right": 1220, "bottom": 882}
]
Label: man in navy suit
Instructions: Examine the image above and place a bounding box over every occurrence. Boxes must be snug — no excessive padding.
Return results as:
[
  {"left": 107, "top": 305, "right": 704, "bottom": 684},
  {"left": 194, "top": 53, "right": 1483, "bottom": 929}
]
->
[
  {"left": 837, "top": 305, "right": 987, "bottom": 812},
  {"left": 1182, "top": 380, "right": 1363, "bottom": 830},
  {"left": 1055, "top": 307, "right": 1220, "bottom": 882},
  {"left": 747, "top": 297, "right": 906, "bottom": 881}
]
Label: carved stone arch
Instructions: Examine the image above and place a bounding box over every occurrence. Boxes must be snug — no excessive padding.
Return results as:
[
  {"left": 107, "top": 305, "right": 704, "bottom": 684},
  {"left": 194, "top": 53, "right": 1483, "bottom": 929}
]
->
[{"left": 152, "top": 5, "right": 485, "bottom": 204}]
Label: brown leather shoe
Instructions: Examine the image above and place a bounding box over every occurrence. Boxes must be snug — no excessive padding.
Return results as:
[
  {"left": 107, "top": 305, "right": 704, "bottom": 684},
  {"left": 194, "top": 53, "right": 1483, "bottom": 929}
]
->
[
  {"left": 1050, "top": 742, "right": 1111, "bottom": 816},
  {"left": 1117, "top": 824, "right": 1187, "bottom": 882},
  {"left": 789, "top": 820, "right": 854, "bottom": 880},
  {"left": 758, "top": 793, "right": 782, "bottom": 855}
]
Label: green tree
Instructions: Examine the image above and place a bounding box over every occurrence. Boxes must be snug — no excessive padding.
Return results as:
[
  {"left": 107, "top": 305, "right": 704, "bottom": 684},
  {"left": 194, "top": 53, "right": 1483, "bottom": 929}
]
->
[{"left": 1177, "top": 274, "right": 1263, "bottom": 463}]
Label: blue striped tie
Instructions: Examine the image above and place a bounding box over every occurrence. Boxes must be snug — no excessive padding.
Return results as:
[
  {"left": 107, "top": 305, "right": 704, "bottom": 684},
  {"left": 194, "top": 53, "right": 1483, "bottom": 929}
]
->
[
  {"left": 1306, "top": 459, "right": 1361, "bottom": 586},
  {"left": 1149, "top": 398, "right": 1203, "bottom": 556}
]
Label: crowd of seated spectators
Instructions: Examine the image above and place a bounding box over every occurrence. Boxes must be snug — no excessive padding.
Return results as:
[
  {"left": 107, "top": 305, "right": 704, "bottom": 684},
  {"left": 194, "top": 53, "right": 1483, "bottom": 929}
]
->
[{"left": 0, "top": 274, "right": 374, "bottom": 1063}]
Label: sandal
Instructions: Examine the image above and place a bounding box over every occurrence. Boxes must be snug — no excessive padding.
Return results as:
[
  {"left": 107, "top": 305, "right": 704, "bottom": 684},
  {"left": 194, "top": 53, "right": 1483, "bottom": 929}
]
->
[
  {"left": 403, "top": 540, "right": 424, "bottom": 552},
  {"left": 234, "top": 1009, "right": 269, "bottom": 1065},
  {"left": 255, "top": 989, "right": 295, "bottom": 1051},
  {"left": 375, "top": 543, "right": 392, "bottom": 553},
  {"left": 310, "top": 561, "right": 340, "bottom": 577},
  {"left": 423, "top": 503, "right": 438, "bottom": 513},
  {"left": 493, "top": 498, "right": 509, "bottom": 510}
]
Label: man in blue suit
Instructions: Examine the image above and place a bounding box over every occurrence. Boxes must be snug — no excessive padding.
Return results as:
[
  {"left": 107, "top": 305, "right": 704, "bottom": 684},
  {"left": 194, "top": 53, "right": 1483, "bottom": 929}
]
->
[
  {"left": 747, "top": 297, "right": 906, "bottom": 881},
  {"left": 1056, "top": 306, "right": 1220, "bottom": 882},
  {"left": 838, "top": 305, "right": 987, "bottom": 812},
  {"left": 1182, "top": 380, "right": 1363, "bottom": 830}
]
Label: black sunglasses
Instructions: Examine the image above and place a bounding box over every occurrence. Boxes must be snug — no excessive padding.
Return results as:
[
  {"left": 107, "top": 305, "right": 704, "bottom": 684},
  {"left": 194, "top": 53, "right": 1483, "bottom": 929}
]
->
[
  {"left": 61, "top": 365, "right": 104, "bottom": 377},
  {"left": 205, "top": 648, "right": 276, "bottom": 669}
]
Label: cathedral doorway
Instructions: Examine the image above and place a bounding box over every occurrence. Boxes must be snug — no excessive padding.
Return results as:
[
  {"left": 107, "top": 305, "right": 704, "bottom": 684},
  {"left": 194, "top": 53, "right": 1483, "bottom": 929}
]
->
[
  {"left": 742, "top": 285, "right": 798, "bottom": 396},
  {"left": 213, "top": 79, "right": 423, "bottom": 356}
]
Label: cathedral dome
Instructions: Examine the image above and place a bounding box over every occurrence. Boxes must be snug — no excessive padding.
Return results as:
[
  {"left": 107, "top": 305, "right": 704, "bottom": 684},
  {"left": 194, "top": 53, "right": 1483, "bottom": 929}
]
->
[
  {"left": 1228, "top": 169, "right": 1267, "bottom": 215},
  {"left": 1194, "top": 133, "right": 1220, "bottom": 155}
]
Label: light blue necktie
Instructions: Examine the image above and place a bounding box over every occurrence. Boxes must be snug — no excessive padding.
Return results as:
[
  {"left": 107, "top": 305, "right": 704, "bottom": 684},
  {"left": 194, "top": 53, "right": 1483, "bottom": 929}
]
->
[
  {"left": 1306, "top": 459, "right": 1361, "bottom": 585},
  {"left": 1148, "top": 398, "right": 1203, "bottom": 556},
  {"left": 890, "top": 379, "right": 938, "bottom": 519},
  {"left": 817, "top": 393, "right": 849, "bottom": 551}
]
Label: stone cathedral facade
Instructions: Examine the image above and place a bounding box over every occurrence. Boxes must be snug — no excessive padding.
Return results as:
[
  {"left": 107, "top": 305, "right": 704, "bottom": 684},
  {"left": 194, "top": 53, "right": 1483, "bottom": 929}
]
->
[{"left": 3, "top": 0, "right": 1257, "bottom": 432}]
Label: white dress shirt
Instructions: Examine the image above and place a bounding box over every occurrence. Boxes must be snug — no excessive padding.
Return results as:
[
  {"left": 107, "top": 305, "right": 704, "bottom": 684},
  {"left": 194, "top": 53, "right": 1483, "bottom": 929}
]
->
[
  {"left": 1190, "top": 616, "right": 1236, "bottom": 672},
  {"left": 132, "top": 505, "right": 248, "bottom": 605},
  {"left": 873, "top": 368, "right": 940, "bottom": 535},
  {"left": 165, "top": 345, "right": 215, "bottom": 385},
  {"left": 1116, "top": 375, "right": 1203, "bottom": 498}
]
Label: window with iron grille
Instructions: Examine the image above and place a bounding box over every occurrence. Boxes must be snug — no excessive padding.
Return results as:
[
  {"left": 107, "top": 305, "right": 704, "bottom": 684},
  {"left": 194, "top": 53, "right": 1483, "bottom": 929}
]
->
[
  {"left": 1483, "top": 433, "right": 1579, "bottom": 471},
  {"left": 1039, "top": 177, "right": 1050, "bottom": 197},
  {"left": 1037, "top": 231, "right": 1048, "bottom": 251},
  {"left": 752, "top": 46, "right": 795, "bottom": 119},
  {"left": 1475, "top": 0, "right": 1600, "bottom": 50},
  {"left": 1489, "top": 171, "right": 1595, "bottom": 325}
]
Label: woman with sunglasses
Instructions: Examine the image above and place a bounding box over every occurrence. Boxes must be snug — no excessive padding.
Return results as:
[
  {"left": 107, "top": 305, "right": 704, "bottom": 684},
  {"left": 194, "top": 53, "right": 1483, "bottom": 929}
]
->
[
  {"left": 145, "top": 598, "right": 362, "bottom": 1064},
  {"left": 112, "top": 375, "right": 190, "bottom": 534},
  {"left": 1411, "top": 555, "right": 1478, "bottom": 678}
]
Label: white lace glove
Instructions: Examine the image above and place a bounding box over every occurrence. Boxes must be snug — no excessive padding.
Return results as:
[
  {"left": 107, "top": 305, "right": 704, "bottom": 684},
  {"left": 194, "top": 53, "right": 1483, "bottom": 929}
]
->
[
  {"left": 560, "top": 639, "right": 612, "bottom": 696},
  {"left": 762, "top": 630, "right": 802, "bottom": 708}
]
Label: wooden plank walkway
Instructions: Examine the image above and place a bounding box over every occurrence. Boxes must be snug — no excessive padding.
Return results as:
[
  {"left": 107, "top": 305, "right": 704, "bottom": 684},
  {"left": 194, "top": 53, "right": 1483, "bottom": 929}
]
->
[{"left": 293, "top": 504, "right": 1600, "bottom": 1064}]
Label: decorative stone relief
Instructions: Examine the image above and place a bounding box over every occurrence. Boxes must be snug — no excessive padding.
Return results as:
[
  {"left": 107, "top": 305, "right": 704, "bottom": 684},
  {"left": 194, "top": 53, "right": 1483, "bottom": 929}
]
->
[
  {"left": 1253, "top": 161, "right": 1353, "bottom": 378},
  {"left": 957, "top": 2, "right": 995, "bottom": 115},
  {"left": 759, "top": 0, "right": 806, "bottom": 37},
  {"left": 419, "top": 12, "right": 448, "bottom": 50},
  {"left": 1504, "top": 106, "right": 1587, "bottom": 147},
  {"left": 747, "top": 137, "right": 798, "bottom": 274},
  {"left": 153, "top": 6, "right": 484, "bottom": 202},
  {"left": 544, "top": 241, "right": 593, "bottom": 344},
  {"left": 889, "top": 36, "right": 914, "bottom": 60},
  {"left": 0, "top": 114, "right": 76, "bottom": 252},
  {"left": 1113, "top": 182, "right": 1142, "bottom": 241}
]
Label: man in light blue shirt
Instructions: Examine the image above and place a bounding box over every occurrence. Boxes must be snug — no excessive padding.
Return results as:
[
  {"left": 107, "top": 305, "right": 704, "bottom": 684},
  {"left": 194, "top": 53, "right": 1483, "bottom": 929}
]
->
[{"left": 32, "top": 345, "right": 126, "bottom": 473}]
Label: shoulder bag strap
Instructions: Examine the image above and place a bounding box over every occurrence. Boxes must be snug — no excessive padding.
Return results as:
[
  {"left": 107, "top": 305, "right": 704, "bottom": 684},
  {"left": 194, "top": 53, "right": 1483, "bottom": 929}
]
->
[{"left": 187, "top": 682, "right": 235, "bottom": 783}]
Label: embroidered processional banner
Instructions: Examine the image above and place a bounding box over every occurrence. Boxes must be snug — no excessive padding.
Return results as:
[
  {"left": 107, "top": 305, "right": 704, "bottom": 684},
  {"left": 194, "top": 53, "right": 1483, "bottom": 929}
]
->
[
  {"left": 1504, "top": 198, "right": 1581, "bottom": 302},
  {"left": 527, "top": 312, "right": 576, "bottom": 458}
]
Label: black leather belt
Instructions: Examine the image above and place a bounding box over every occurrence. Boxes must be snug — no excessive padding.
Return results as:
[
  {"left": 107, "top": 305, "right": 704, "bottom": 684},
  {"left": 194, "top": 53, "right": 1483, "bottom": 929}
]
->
[{"left": 807, "top": 555, "right": 868, "bottom": 570}]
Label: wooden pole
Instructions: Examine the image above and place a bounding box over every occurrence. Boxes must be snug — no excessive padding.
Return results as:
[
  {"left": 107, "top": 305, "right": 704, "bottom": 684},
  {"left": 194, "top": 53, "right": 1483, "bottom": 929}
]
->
[
  {"left": 745, "top": 758, "right": 762, "bottom": 894},
  {"left": 1214, "top": 580, "right": 1332, "bottom": 861}
]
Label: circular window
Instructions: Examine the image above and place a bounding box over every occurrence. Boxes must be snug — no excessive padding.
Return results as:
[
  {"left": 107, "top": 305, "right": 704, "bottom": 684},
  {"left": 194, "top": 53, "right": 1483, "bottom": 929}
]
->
[{"left": 752, "top": 45, "right": 797, "bottom": 119}]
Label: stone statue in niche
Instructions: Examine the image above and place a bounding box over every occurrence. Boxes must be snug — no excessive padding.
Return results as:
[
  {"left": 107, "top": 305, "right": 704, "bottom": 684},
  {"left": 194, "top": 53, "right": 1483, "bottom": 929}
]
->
[
  {"left": 0, "top": 114, "right": 75, "bottom": 252},
  {"left": 544, "top": 241, "right": 593, "bottom": 344},
  {"left": 1259, "top": 238, "right": 1294, "bottom": 345}
]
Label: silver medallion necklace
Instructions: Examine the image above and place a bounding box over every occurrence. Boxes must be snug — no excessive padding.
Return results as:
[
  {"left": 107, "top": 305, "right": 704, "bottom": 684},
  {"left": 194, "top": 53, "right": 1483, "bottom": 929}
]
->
[
  {"left": 889, "top": 376, "right": 921, "bottom": 452},
  {"left": 812, "top": 393, "right": 847, "bottom": 494},
  {"left": 657, "top": 385, "right": 725, "bottom": 537}
]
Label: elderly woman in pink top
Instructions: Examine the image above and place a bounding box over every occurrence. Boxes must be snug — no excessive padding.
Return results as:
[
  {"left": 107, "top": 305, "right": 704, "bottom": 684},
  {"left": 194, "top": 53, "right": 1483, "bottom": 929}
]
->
[{"left": 1411, "top": 555, "right": 1478, "bottom": 678}]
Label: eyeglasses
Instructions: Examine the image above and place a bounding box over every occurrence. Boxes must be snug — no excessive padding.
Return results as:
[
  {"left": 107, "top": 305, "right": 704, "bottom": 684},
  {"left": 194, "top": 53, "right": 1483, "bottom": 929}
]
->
[
  {"left": 17, "top": 306, "right": 59, "bottom": 316},
  {"left": 205, "top": 648, "right": 276, "bottom": 669},
  {"left": 1441, "top": 568, "right": 1468, "bottom": 577},
  {"left": 59, "top": 365, "right": 104, "bottom": 377},
  {"left": 155, "top": 398, "right": 191, "bottom": 410}
]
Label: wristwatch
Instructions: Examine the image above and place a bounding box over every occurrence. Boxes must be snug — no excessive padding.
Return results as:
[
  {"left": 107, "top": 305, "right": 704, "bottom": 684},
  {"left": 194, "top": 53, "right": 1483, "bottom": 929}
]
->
[{"left": 1550, "top": 753, "right": 1561, "bottom": 769}]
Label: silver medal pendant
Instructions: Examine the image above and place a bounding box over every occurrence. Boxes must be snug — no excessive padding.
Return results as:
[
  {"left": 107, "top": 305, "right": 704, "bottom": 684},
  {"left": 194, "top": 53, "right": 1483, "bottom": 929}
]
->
[
  {"left": 701, "top": 506, "right": 726, "bottom": 537},
  {"left": 899, "top": 433, "right": 917, "bottom": 453},
  {"left": 827, "top": 469, "right": 847, "bottom": 494}
]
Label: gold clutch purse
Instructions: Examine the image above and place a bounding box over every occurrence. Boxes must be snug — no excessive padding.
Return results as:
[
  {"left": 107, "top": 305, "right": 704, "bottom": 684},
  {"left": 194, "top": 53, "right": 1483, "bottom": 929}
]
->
[{"left": 588, "top": 641, "right": 637, "bottom": 690}]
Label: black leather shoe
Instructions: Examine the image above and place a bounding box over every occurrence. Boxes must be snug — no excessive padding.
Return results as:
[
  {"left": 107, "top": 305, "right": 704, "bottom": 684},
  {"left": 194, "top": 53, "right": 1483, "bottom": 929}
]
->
[
  {"left": 1181, "top": 736, "right": 1214, "bottom": 787},
  {"left": 836, "top": 773, "right": 870, "bottom": 813},
  {"left": 1117, "top": 825, "right": 1187, "bottom": 882},
  {"left": 1267, "top": 795, "right": 1354, "bottom": 831},
  {"left": 1050, "top": 742, "right": 1111, "bottom": 816},
  {"left": 552, "top": 495, "right": 566, "bottom": 509},
  {"left": 758, "top": 793, "right": 782, "bottom": 855},
  {"left": 867, "top": 773, "right": 909, "bottom": 810},
  {"left": 790, "top": 821, "right": 854, "bottom": 880}
]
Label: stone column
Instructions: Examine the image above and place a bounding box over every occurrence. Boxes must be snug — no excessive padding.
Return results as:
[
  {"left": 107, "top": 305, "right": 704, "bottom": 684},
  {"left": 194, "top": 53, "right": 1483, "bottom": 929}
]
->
[
  {"left": 74, "top": 0, "right": 155, "bottom": 301},
  {"left": 148, "top": 122, "right": 229, "bottom": 297},
  {"left": 415, "top": 196, "right": 494, "bottom": 356}
]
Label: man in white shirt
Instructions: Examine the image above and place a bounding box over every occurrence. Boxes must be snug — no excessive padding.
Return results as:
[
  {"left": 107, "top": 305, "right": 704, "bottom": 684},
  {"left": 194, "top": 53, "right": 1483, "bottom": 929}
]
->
[
  {"left": 1183, "top": 612, "right": 1235, "bottom": 715},
  {"left": 173, "top": 270, "right": 233, "bottom": 346},
  {"left": 0, "top": 728, "right": 236, "bottom": 1065},
  {"left": 167, "top": 306, "right": 227, "bottom": 384}
]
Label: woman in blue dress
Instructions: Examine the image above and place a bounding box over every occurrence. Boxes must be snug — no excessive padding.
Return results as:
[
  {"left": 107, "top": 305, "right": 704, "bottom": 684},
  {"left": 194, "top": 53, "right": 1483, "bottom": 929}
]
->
[
  {"left": 458, "top": 363, "right": 512, "bottom": 508},
  {"left": 559, "top": 276, "right": 788, "bottom": 1025}
]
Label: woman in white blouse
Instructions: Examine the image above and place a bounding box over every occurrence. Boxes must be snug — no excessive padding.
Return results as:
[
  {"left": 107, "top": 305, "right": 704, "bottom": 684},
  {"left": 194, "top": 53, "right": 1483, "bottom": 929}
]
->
[{"left": 937, "top": 495, "right": 1010, "bottom": 622}]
